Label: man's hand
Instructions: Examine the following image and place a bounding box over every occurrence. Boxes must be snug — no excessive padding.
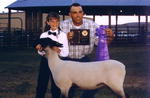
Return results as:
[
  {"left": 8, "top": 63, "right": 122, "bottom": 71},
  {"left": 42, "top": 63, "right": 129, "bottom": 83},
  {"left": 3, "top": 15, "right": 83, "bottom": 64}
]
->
[
  {"left": 105, "top": 28, "right": 115, "bottom": 44},
  {"left": 67, "top": 31, "right": 74, "bottom": 40}
]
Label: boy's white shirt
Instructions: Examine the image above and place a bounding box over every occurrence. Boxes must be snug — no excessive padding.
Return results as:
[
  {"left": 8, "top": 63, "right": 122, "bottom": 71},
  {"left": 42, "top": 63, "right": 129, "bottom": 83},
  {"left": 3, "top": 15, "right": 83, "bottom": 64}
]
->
[{"left": 38, "top": 29, "right": 69, "bottom": 57}]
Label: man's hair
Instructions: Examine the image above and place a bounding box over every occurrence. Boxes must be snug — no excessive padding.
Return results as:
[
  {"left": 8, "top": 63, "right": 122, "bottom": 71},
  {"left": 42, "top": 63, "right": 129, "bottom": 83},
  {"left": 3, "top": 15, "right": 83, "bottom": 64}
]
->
[{"left": 69, "top": 3, "right": 83, "bottom": 12}]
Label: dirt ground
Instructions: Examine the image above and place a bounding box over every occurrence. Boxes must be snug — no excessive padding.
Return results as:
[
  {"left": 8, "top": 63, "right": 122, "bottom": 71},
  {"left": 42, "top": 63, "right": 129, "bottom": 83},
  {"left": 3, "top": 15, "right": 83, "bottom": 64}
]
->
[{"left": 0, "top": 46, "right": 150, "bottom": 98}]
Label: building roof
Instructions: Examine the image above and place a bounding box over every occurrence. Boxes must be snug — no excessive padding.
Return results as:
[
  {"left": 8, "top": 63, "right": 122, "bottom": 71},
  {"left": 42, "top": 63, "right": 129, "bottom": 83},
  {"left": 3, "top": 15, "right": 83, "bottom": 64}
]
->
[
  {"left": 7, "top": 0, "right": 72, "bottom": 8},
  {"left": 7, "top": 0, "right": 150, "bottom": 15},
  {"left": 7, "top": 0, "right": 150, "bottom": 8}
]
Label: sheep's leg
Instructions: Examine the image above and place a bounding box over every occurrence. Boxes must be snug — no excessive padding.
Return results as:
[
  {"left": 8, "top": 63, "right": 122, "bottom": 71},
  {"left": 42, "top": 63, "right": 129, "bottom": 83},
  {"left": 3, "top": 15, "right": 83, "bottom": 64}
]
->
[
  {"left": 60, "top": 94, "right": 67, "bottom": 98},
  {"left": 106, "top": 78, "right": 126, "bottom": 98},
  {"left": 117, "top": 92, "right": 130, "bottom": 98},
  {"left": 60, "top": 87, "right": 70, "bottom": 98},
  {"left": 116, "top": 90, "right": 126, "bottom": 98},
  {"left": 125, "top": 92, "right": 130, "bottom": 98},
  {"left": 105, "top": 71, "right": 126, "bottom": 98},
  {"left": 112, "top": 87, "right": 126, "bottom": 98},
  {"left": 58, "top": 80, "right": 72, "bottom": 98},
  {"left": 108, "top": 84, "right": 126, "bottom": 98}
]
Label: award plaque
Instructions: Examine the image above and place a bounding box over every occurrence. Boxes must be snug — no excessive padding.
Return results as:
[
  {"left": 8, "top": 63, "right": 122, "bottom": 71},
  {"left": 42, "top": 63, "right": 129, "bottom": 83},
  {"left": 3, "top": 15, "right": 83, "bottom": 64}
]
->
[{"left": 70, "top": 29, "right": 90, "bottom": 45}]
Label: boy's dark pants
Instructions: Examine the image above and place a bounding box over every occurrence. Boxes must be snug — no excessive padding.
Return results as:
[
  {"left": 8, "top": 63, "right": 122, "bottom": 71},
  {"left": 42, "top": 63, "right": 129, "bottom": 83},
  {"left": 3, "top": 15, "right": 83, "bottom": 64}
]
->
[{"left": 35, "top": 57, "right": 61, "bottom": 98}]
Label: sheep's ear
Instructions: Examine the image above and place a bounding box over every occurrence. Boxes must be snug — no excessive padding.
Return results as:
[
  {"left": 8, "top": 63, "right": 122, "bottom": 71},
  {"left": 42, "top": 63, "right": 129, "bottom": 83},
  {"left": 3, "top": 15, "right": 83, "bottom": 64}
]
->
[
  {"left": 56, "top": 42, "right": 63, "bottom": 47},
  {"left": 35, "top": 37, "right": 63, "bottom": 48},
  {"left": 49, "top": 40, "right": 63, "bottom": 47},
  {"left": 33, "top": 38, "right": 40, "bottom": 48},
  {"left": 39, "top": 38, "right": 53, "bottom": 48},
  {"left": 33, "top": 38, "right": 48, "bottom": 48}
]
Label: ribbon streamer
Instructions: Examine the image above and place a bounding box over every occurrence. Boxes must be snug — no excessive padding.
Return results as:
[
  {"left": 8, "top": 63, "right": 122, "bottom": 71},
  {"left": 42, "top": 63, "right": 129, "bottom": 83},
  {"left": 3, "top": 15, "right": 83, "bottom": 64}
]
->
[{"left": 95, "top": 25, "right": 110, "bottom": 61}]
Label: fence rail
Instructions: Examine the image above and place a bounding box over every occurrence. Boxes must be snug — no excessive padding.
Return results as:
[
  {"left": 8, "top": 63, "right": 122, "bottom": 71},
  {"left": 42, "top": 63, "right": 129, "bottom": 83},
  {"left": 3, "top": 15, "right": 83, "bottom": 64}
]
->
[
  {"left": 0, "top": 27, "right": 149, "bottom": 48},
  {"left": 0, "top": 28, "right": 38, "bottom": 48}
]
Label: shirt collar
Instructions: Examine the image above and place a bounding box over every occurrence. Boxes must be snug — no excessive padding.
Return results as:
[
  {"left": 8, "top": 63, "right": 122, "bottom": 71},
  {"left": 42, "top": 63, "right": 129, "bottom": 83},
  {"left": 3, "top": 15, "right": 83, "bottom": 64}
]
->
[
  {"left": 71, "top": 18, "right": 85, "bottom": 29},
  {"left": 49, "top": 29, "right": 59, "bottom": 35}
]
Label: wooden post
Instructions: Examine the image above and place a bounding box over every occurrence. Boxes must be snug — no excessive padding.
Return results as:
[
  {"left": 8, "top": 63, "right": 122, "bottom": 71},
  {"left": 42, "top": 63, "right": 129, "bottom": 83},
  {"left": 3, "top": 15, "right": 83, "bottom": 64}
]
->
[
  {"left": 115, "top": 15, "right": 118, "bottom": 34},
  {"left": 93, "top": 15, "right": 95, "bottom": 22},
  {"left": 138, "top": 15, "right": 141, "bottom": 33},
  {"left": 32, "top": 11, "right": 37, "bottom": 32},
  {"left": 146, "top": 15, "right": 148, "bottom": 32},
  {"left": 8, "top": 9, "right": 11, "bottom": 33},
  {"left": 8, "top": 9, "right": 11, "bottom": 46},
  {"left": 37, "top": 11, "right": 43, "bottom": 33},
  {"left": 63, "top": 15, "right": 65, "bottom": 20},
  {"left": 25, "top": 11, "right": 33, "bottom": 33},
  {"left": 108, "top": 14, "right": 111, "bottom": 28}
]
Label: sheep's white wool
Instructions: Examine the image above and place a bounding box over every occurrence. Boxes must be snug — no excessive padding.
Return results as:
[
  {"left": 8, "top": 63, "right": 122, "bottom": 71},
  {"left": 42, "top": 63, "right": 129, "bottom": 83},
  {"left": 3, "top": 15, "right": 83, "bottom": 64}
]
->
[{"left": 44, "top": 47, "right": 126, "bottom": 98}]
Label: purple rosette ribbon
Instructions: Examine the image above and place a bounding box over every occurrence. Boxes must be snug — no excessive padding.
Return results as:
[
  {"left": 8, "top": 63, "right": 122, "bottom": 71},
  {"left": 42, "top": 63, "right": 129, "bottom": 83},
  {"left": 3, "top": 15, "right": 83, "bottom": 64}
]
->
[{"left": 95, "top": 25, "right": 110, "bottom": 61}]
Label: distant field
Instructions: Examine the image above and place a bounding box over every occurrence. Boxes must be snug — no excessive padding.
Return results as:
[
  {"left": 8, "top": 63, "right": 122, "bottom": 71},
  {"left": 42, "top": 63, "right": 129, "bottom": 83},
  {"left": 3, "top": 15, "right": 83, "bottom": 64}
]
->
[{"left": 0, "top": 46, "right": 150, "bottom": 98}]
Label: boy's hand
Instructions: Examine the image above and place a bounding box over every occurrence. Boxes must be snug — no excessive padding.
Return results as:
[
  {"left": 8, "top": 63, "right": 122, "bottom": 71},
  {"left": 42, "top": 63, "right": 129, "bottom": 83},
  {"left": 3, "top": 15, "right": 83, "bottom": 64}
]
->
[{"left": 35, "top": 44, "right": 43, "bottom": 51}]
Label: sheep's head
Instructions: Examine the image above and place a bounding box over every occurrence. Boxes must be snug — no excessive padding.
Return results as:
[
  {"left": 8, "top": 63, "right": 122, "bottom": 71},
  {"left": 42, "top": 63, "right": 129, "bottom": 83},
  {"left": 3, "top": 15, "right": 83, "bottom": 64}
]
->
[
  {"left": 35, "top": 37, "right": 63, "bottom": 48},
  {"left": 34, "top": 37, "right": 63, "bottom": 56}
]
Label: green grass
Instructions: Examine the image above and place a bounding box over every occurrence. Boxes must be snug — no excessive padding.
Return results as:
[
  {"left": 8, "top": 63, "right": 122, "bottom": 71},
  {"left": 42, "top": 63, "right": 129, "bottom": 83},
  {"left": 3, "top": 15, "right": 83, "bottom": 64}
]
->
[{"left": 0, "top": 46, "right": 150, "bottom": 98}]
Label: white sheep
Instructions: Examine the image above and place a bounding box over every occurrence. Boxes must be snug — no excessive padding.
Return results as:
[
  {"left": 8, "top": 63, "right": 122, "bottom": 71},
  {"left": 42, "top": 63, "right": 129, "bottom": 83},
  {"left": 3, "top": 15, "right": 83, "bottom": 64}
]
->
[{"left": 36, "top": 38, "right": 128, "bottom": 98}]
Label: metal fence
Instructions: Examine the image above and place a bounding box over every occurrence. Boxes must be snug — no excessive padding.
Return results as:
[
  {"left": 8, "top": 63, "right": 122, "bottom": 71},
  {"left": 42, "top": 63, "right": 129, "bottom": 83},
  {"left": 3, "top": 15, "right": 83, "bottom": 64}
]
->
[
  {"left": 111, "top": 25, "right": 148, "bottom": 45},
  {"left": 0, "top": 26, "right": 149, "bottom": 48},
  {"left": 0, "top": 28, "right": 38, "bottom": 48}
]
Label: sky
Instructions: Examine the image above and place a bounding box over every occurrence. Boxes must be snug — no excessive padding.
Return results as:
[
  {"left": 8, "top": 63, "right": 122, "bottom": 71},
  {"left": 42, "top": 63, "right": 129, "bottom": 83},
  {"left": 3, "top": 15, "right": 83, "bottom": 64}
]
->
[
  {"left": 0, "top": 0, "right": 149, "bottom": 25},
  {"left": 0, "top": 0, "right": 17, "bottom": 13},
  {"left": 85, "top": 15, "right": 150, "bottom": 25}
]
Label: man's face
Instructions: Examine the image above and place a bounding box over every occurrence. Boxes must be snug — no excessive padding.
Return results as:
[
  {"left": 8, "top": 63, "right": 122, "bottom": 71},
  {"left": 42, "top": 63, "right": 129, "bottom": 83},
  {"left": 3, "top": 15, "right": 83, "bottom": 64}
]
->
[{"left": 69, "top": 6, "right": 84, "bottom": 26}]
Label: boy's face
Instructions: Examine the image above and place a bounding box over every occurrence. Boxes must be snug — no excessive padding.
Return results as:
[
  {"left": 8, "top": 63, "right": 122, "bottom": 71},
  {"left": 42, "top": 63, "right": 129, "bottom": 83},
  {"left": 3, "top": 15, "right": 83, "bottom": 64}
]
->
[{"left": 47, "top": 18, "right": 59, "bottom": 31}]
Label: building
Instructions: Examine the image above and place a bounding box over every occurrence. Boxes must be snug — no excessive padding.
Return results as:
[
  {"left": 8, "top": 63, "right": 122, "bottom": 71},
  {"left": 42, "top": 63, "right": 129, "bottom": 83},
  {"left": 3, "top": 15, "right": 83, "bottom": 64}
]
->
[{"left": 0, "top": 0, "right": 150, "bottom": 47}]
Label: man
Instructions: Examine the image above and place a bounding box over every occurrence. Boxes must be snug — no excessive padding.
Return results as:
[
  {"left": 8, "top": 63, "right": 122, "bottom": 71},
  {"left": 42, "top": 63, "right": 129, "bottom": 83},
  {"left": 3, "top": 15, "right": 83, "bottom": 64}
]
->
[
  {"left": 60, "top": 3, "right": 99, "bottom": 61},
  {"left": 60, "top": 3, "right": 113, "bottom": 98},
  {"left": 35, "top": 3, "right": 113, "bottom": 98}
]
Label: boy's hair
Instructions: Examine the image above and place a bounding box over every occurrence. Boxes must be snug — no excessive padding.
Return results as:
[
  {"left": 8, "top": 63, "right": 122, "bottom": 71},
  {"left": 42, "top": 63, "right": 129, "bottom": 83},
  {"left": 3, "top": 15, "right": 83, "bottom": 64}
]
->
[
  {"left": 44, "top": 12, "right": 60, "bottom": 32},
  {"left": 46, "top": 12, "right": 60, "bottom": 22},
  {"left": 69, "top": 3, "right": 83, "bottom": 12}
]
